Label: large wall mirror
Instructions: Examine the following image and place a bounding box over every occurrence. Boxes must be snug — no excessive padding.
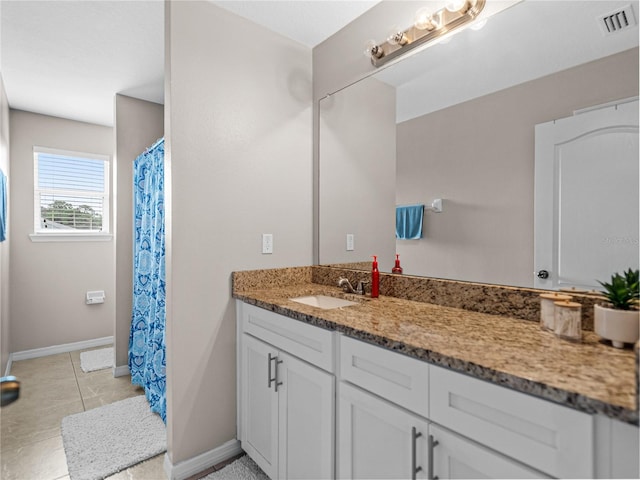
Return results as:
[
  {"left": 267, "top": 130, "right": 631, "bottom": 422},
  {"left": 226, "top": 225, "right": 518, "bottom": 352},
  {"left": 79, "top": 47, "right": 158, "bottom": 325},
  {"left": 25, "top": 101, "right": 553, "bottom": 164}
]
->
[{"left": 319, "top": 0, "right": 639, "bottom": 289}]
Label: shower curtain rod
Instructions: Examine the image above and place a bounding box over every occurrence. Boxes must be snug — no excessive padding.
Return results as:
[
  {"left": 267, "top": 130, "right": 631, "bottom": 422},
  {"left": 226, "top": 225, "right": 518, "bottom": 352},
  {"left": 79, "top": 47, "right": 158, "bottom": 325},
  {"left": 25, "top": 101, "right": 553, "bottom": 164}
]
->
[{"left": 144, "top": 137, "right": 164, "bottom": 154}]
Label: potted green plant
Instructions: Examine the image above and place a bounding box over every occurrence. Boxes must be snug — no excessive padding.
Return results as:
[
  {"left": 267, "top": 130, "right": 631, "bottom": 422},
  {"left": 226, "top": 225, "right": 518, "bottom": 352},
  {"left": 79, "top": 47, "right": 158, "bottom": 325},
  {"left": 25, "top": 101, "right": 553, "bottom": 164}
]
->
[{"left": 594, "top": 268, "right": 639, "bottom": 348}]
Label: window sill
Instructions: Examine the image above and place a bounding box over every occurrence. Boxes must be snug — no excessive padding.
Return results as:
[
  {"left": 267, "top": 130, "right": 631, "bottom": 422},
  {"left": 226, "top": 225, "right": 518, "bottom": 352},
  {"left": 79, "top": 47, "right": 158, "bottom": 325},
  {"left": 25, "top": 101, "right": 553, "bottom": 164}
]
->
[{"left": 29, "top": 233, "right": 113, "bottom": 243}]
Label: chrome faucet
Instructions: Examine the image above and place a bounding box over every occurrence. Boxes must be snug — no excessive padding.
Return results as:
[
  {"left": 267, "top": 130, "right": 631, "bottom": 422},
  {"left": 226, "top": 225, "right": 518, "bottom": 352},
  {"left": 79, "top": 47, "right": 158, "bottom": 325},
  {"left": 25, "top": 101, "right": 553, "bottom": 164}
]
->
[{"left": 338, "top": 277, "right": 368, "bottom": 295}]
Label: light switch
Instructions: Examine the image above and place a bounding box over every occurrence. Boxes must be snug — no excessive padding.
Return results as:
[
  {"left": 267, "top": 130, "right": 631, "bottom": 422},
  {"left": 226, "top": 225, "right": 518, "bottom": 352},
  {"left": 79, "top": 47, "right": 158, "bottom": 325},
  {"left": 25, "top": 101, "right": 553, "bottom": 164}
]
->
[
  {"left": 346, "top": 234, "right": 355, "bottom": 251},
  {"left": 262, "top": 234, "right": 273, "bottom": 254}
]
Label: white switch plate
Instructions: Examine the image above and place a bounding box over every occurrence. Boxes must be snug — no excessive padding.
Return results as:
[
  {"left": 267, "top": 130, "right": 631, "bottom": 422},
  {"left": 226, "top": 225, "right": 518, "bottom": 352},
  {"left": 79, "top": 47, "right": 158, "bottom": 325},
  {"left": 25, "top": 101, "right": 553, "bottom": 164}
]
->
[
  {"left": 346, "top": 234, "right": 354, "bottom": 251},
  {"left": 262, "top": 234, "right": 273, "bottom": 254}
]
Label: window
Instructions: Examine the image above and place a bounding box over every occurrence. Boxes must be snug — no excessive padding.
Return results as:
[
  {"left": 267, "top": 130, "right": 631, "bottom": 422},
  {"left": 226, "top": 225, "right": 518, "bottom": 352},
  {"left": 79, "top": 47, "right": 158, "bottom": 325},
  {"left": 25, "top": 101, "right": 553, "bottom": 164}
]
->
[{"left": 32, "top": 147, "right": 110, "bottom": 240}]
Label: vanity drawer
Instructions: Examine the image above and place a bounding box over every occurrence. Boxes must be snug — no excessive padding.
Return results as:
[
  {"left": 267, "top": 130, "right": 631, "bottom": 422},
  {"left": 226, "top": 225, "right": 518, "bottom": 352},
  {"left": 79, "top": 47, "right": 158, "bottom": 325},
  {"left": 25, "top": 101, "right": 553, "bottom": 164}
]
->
[
  {"left": 239, "top": 301, "right": 334, "bottom": 372},
  {"left": 429, "top": 365, "right": 593, "bottom": 479},
  {"left": 340, "top": 335, "right": 429, "bottom": 418}
]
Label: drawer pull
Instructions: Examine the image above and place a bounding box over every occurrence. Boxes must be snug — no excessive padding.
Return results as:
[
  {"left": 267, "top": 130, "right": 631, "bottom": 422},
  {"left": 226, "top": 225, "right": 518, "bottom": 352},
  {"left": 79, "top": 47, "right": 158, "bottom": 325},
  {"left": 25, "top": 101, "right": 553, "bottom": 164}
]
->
[
  {"left": 412, "top": 426, "right": 423, "bottom": 480},
  {"left": 275, "top": 357, "right": 283, "bottom": 392},
  {"left": 268, "top": 353, "right": 283, "bottom": 391},
  {"left": 268, "top": 352, "right": 275, "bottom": 388},
  {"left": 268, "top": 353, "right": 283, "bottom": 392},
  {"left": 428, "top": 434, "right": 439, "bottom": 480}
]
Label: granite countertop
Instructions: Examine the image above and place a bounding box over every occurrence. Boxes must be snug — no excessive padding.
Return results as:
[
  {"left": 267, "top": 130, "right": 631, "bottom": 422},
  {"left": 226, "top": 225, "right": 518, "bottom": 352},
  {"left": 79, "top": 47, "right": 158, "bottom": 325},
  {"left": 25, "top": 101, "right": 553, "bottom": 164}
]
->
[{"left": 234, "top": 282, "right": 638, "bottom": 425}]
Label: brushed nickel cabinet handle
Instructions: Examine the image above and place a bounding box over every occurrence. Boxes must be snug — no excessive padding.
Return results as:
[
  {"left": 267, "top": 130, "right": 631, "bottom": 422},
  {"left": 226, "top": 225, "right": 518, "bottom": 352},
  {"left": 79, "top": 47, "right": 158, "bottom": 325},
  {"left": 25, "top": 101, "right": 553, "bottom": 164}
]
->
[
  {"left": 412, "top": 426, "right": 423, "bottom": 480},
  {"left": 268, "top": 353, "right": 276, "bottom": 389},
  {"left": 428, "top": 434, "right": 439, "bottom": 480},
  {"left": 274, "top": 357, "right": 283, "bottom": 392}
]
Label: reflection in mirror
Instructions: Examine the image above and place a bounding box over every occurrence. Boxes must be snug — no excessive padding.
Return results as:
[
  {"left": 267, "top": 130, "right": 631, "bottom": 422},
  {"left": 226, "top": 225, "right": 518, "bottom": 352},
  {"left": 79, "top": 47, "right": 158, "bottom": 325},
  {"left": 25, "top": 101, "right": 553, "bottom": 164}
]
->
[{"left": 319, "top": 0, "right": 639, "bottom": 288}]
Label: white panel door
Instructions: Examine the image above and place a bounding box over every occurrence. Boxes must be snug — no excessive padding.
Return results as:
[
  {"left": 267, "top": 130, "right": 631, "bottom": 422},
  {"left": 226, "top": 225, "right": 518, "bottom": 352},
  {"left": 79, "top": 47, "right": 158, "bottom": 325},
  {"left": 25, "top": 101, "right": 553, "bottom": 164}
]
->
[
  {"left": 278, "top": 351, "right": 335, "bottom": 480},
  {"left": 338, "top": 382, "right": 429, "bottom": 480},
  {"left": 534, "top": 99, "right": 639, "bottom": 289},
  {"left": 241, "top": 334, "right": 279, "bottom": 479}
]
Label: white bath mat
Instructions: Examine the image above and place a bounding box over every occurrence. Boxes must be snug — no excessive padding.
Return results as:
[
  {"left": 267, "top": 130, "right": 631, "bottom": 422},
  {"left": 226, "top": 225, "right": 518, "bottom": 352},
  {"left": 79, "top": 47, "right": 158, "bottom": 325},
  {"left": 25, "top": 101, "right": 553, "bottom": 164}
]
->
[
  {"left": 202, "top": 455, "right": 269, "bottom": 480},
  {"left": 61, "top": 395, "right": 166, "bottom": 480},
  {"left": 80, "top": 347, "right": 113, "bottom": 372}
]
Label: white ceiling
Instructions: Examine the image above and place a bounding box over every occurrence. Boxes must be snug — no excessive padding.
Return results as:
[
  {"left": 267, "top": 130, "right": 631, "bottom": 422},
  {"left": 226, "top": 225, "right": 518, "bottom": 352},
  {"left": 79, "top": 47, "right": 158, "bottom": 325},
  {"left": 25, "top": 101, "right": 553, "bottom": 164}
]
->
[{"left": 0, "top": 0, "right": 379, "bottom": 127}]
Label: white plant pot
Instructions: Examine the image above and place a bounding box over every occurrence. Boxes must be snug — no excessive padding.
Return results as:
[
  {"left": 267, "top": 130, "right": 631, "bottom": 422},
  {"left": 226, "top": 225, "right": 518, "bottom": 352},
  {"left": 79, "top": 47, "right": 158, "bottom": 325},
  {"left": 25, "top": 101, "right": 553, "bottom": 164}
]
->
[{"left": 594, "top": 304, "right": 640, "bottom": 348}]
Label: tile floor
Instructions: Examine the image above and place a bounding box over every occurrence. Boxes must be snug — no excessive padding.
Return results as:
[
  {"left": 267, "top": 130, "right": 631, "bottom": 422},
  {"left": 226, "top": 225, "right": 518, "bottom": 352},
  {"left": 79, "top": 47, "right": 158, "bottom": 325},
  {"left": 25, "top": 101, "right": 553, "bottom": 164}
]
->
[{"left": 0, "top": 346, "right": 239, "bottom": 480}]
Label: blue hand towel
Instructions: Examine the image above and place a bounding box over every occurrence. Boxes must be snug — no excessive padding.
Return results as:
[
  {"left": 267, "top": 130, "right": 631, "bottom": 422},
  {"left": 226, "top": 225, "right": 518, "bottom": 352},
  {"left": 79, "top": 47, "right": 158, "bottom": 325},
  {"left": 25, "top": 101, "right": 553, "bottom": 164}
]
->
[{"left": 396, "top": 204, "right": 423, "bottom": 240}]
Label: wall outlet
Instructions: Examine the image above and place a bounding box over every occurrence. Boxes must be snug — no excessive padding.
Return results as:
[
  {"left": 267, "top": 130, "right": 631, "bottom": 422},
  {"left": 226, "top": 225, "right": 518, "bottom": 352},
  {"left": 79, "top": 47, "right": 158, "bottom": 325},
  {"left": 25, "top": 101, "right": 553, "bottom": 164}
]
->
[
  {"left": 262, "top": 233, "right": 273, "bottom": 254},
  {"left": 346, "top": 234, "right": 355, "bottom": 251},
  {"left": 86, "top": 290, "right": 105, "bottom": 304}
]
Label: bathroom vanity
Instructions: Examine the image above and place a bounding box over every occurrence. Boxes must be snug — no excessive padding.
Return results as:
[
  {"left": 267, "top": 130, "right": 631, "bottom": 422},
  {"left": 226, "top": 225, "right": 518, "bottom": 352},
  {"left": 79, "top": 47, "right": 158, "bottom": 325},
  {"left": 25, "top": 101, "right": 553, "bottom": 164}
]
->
[{"left": 234, "top": 267, "right": 639, "bottom": 479}]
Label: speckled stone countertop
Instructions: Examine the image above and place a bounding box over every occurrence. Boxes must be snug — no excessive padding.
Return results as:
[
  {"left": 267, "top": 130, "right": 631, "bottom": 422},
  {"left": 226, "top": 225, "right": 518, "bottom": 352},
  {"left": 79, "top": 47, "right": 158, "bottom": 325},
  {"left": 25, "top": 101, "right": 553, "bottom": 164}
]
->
[{"left": 233, "top": 267, "right": 638, "bottom": 425}]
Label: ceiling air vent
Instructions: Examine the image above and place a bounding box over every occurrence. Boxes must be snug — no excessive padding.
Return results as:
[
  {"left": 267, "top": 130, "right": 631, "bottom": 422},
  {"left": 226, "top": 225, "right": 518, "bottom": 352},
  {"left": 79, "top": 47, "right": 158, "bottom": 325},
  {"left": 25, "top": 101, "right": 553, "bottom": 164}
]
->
[{"left": 598, "top": 4, "right": 637, "bottom": 35}]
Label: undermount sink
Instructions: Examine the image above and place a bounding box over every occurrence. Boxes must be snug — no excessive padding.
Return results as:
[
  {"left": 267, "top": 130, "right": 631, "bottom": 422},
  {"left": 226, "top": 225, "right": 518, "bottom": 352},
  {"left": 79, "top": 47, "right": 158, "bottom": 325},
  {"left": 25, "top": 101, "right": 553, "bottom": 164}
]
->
[{"left": 290, "top": 295, "right": 359, "bottom": 310}]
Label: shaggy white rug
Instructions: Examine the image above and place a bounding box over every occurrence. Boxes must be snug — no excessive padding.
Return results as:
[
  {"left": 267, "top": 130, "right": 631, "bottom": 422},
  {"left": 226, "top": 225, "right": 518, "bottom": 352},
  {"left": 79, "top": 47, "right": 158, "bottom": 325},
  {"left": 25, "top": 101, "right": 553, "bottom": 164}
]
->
[
  {"left": 79, "top": 347, "right": 113, "bottom": 372},
  {"left": 202, "top": 455, "right": 269, "bottom": 480},
  {"left": 61, "top": 395, "right": 166, "bottom": 480}
]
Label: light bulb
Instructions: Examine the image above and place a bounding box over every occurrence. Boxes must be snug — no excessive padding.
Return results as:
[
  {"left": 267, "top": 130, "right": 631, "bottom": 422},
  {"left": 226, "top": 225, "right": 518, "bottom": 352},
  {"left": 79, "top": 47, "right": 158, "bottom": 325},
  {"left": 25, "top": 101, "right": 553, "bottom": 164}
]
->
[
  {"left": 414, "top": 7, "right": 435, "bottom": 30},
  {"left": 445, "top": 0, "right": 469, "bottom": 13},
  {"left": 363, "top": 39, "right": 383, "bottom": 59},
  {"left": 387, "top": 26, "right": 408, "bottom": 46},
  {"left": 430, "top": 11, "right": 443, "bottom": 30},
  {"left": 388, "top": 31, "right": 408, "bottom": 46}
]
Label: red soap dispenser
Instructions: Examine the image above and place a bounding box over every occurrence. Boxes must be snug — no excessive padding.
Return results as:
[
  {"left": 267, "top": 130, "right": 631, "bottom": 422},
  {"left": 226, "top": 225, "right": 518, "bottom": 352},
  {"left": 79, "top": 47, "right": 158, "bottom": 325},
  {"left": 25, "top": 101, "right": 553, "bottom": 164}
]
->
[
  {"left": 392, "top": 254, "right": 403, "bottom": 274},
  {"left": 371, "top": 255, "right": 380, "bottom": 298}
]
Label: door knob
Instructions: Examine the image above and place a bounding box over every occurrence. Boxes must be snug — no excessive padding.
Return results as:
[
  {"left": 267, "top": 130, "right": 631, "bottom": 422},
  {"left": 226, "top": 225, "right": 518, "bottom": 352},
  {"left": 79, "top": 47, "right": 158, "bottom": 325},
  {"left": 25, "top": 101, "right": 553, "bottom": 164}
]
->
[{"left": 537, "top": 270, "right": 549, "bottom": 279}]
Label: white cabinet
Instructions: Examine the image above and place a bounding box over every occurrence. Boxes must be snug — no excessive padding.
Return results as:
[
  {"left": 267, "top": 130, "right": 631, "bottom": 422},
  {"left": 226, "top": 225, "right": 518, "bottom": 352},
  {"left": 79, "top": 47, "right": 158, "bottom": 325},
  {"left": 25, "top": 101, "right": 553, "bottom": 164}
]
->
[
  {"left": 430, "top": 365, "right": 593, "bottom": 479},
  {"left": 338, "top": 382, "right": 430, "bottom": 479},
  {"left": 338, "top": 336, "right": 596, "bottom": 480},
  {"left": 277, "top": 348, "right": 334, "bottom": 480},
  {"left": 238, "top": 302, "right": 335, "bottom": 480},
  {"left": 594, "top": 414, "right": 640, "bottom": 479},
  {"left": 241, "top": 334, "right": 278, "bottom": 478},
  {"left": 430, "top": 425, "right": 549, "bottom": 479},
  {"left": 237, "top": 301, "right": 636, "bottom": 480},
  {"left": 340, "top": 335, "right": 429, "bottom": 418},
  {"left": 339, "top": 337, "right": 430, "bottom": 479}
]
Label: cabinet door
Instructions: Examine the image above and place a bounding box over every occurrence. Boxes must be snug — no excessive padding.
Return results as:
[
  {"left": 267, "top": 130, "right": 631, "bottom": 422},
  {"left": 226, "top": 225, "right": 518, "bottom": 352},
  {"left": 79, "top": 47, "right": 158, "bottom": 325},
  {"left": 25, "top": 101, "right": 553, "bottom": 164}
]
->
[
  {"left": 338, "top": 382, "right": 429, "bottom": 479},
  {"left": 430, "top": 425, "right": 550, "bottom": 479},
  {"left": 241, "top": 334, "right": 279, "bottom": 479},
  {"left": 278, "top": 351, "right": 335, "bottom": 480}
]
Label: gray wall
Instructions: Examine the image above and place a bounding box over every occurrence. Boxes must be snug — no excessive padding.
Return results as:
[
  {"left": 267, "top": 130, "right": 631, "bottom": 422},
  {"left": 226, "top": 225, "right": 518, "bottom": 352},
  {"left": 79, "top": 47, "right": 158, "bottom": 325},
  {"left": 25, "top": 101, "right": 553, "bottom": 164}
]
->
[
  {"left": 0, "top": 75, "right": 10, "bottom": 373},
  {"left": 165, "top": 1, "right": 312, "bottom": 465},
  {"left": 114, "top": 95, "right": 164, "bottom": 372},
  {"left": 396, "top": 48, "right": 640, "bottom": 286},
  {"left": 319, "top": 76, "right": 396, "bottom": 271},
  {"left": 9, "top": 111, "right": 114, "bottom": 352}
]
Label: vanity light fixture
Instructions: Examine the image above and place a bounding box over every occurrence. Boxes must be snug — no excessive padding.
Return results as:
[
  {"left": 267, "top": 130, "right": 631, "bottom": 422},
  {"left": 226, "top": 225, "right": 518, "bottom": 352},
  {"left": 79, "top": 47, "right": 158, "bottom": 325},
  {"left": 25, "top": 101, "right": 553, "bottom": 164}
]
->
[
  {"left": 365, "top": 0, "right": 485, "bottom": 67},
  {"left": 445, "top": 0, "right": 470, "bottom": 13}
]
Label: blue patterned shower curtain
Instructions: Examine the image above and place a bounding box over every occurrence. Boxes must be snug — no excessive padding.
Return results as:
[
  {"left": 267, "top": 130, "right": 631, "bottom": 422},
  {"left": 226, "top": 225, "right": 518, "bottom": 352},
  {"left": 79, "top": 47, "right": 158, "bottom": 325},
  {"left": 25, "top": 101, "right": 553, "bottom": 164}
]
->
[{"left": 129, "top": 138, "right": 166, "bottom": 422}]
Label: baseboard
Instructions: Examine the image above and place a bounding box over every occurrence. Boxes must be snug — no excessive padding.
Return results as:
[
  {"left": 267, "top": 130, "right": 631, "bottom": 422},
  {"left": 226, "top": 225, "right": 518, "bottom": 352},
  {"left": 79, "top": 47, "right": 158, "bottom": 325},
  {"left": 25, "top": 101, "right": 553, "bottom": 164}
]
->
[
  {"left": 10, "top": 336, "right": 114, "bottom": 363},
  {"left": 4, "top": 354, "right": 13, "bottom": 377},
  {"left": 113, "top": 364, "right": 130, "bottom": 377},
  {"left": 164, "top": 439, "right": 242, "bottom": 480}
]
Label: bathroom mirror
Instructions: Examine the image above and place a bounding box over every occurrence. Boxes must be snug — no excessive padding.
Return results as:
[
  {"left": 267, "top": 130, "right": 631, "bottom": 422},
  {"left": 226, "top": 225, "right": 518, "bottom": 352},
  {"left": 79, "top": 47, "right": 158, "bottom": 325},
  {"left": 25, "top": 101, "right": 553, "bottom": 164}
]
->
[{"left": 318, "top": 0, "right": 639, "bottom": 288}]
